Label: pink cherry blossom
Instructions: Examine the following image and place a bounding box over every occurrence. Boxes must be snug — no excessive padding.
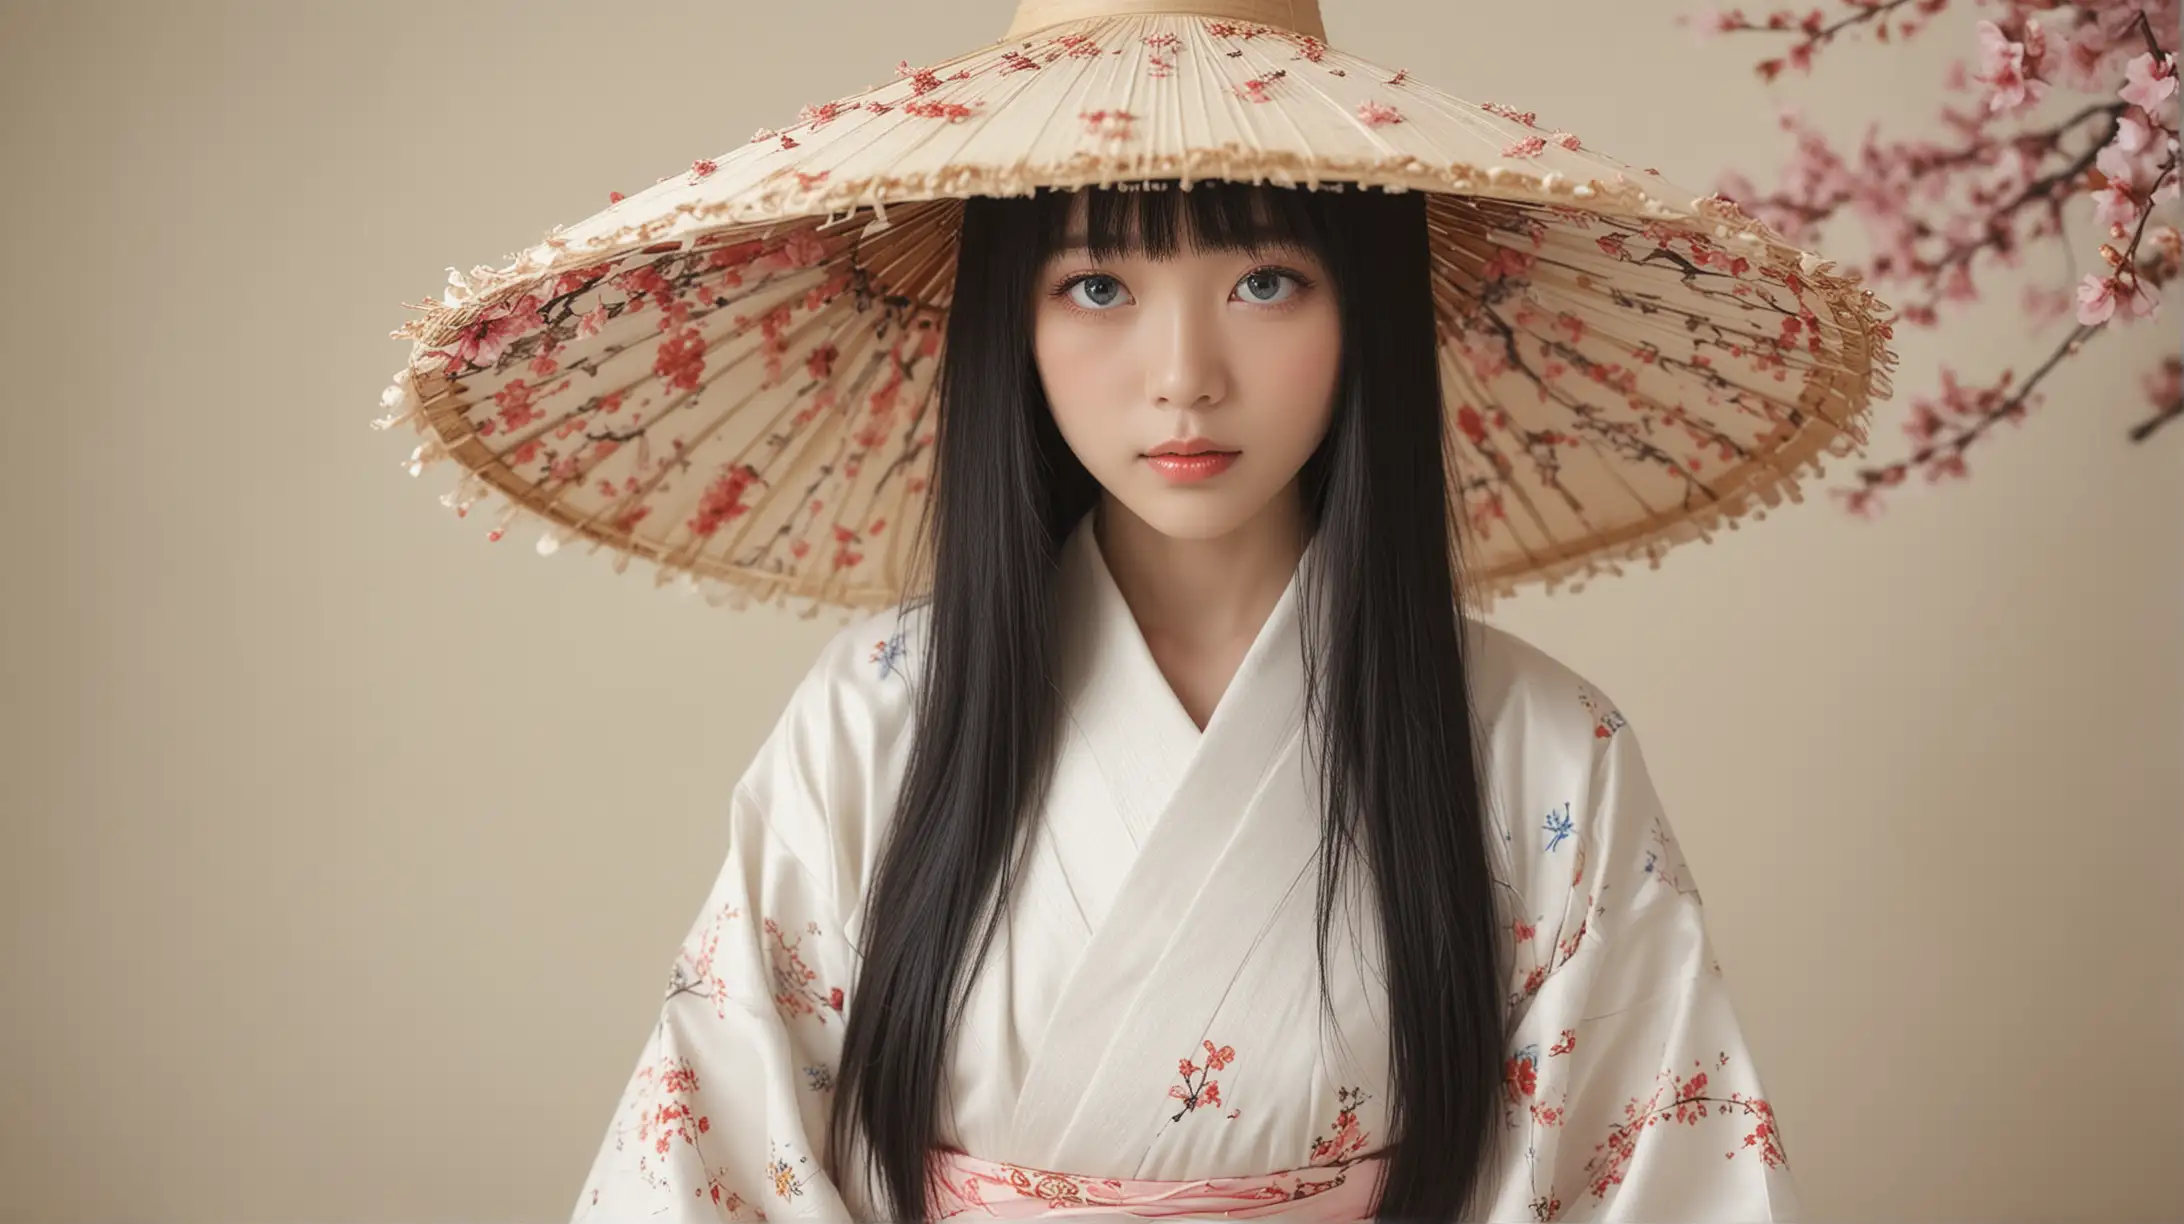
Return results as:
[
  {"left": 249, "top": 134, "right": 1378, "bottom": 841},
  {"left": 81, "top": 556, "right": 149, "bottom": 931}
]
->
[
  {"left": 2096, "top": 134, "right": 2180, "bottom": 209},
  {"left": 2076, "top": 272, "right": 2121, "bottom": 324},
  {"left": 1978, "top": 18, "right": 2054, "bottom": 113},
  {"left": 2093, "top": 177, "right": 2142, "bottom": 227},
  {"left": 2114, "top": 112, "right": 2153, "bottom": 154},
  {"left": 2054, "top": 19, "right": 2121, "bottom": 93},
  {"left": 2076, "top": 272, "right": 2159, "bottom": 325},
  {"left": 2119, "top": 276, "right": 2162, "bottom": 320},
  {"left": 2121, "top": 51, "right": 2178, "bottom": 113}
]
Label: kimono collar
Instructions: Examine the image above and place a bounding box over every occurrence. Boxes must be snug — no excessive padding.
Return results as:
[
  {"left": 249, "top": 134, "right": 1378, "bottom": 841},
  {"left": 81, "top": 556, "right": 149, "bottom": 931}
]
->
[
  {"left": 1045, "top": 509, "right": 1320, "bottom": 858},
  {"left": 1056, "top": 508, "right": 1316, "bottom": 746}
]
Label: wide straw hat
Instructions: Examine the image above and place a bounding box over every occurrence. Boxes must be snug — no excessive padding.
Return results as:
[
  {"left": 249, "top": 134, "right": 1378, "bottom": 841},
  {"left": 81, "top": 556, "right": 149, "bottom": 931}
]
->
[{"left": 375, "top": 0, "right": 1898, "bottom": 617}]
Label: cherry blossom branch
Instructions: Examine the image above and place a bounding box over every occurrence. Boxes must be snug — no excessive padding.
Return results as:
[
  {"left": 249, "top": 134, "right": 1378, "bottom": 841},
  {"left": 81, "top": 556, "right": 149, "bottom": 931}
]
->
[
  {"left": 2127, "top": 382, "right": 2183, "bottom": 441},
  {"left": 1689, "top": 0, "right": 2181, "bottom": 515},
  {"left": 1835, "top": 322, "right": 2092, "bottom": 512},
  {"left": 1686, "top": 0, "right": 1956, "bottom": 78}
]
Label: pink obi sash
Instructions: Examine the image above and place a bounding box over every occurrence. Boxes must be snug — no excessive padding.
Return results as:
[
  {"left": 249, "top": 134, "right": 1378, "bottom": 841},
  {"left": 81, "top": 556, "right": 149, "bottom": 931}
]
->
[{"left": 928, "top": 1148, "right": 1386, "bottom": 1220}]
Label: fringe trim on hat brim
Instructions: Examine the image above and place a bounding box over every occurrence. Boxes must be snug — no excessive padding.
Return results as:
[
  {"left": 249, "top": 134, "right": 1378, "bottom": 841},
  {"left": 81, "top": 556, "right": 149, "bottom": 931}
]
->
[{"left": 383, "top": 344, "right": 1882, "bottom": 625}]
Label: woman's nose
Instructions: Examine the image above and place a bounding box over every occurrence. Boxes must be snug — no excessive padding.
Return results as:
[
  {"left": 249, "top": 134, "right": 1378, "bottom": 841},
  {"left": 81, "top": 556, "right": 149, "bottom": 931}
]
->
[{"left": 1144, "top": 297, "right": 1226, "bottom": 410}]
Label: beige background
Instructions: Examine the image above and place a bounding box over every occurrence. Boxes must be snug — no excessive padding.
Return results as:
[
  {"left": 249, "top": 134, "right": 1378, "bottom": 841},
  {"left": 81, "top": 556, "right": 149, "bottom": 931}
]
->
[{"left": 3, "top": 1, "right": 2177, "bottom": 1220}]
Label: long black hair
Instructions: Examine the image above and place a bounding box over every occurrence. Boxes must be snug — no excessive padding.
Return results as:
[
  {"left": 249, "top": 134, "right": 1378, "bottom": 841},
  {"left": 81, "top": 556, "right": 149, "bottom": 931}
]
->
[{"left": 826, "top": 179, "right": 1510, "bottom": 1222}]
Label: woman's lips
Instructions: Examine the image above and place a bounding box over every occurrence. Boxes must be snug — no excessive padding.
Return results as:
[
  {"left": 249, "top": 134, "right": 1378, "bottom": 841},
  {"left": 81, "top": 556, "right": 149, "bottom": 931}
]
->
[{"left": 1143, "top": 451, "right": 1239, "bottom": 483}]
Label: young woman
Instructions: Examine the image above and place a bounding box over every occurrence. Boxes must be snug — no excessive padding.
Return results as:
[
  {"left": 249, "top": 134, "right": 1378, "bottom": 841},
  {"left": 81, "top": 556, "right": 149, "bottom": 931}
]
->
[{"left": 569, "top": 179, "right": 1803, "bottom": 1222}]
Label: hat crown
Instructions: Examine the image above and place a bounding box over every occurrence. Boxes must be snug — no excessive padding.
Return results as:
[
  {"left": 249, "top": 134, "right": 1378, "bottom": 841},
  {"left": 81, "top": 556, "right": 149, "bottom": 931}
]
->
[{"left": 1001, "top": 0, "right": 1327, "bottom": 41}]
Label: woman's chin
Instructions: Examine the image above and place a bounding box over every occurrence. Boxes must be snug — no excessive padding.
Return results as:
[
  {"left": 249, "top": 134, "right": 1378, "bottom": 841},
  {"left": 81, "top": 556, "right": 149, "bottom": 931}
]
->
[{"left": 1110, "top": 489, "right": 1263, "bottom": 544}]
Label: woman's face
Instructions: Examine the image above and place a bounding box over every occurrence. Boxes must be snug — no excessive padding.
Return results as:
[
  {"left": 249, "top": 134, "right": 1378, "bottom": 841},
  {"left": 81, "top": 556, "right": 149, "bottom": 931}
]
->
[{"left": 1030, "top": 193, "right": 1342, "bottom": 543}]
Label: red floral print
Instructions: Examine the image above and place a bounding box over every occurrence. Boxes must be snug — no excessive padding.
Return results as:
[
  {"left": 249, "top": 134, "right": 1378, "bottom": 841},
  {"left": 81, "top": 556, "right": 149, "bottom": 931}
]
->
[
  {"left": 687, "top": 463, "right": 761, "bottom": 538},
  {"left": 1235, "top": 70, "right": 1286, "bottom": 103},
  {"left": 761, "top": 918, "right": 844, "bottom": 1025},
  {"left": 798, "top": 99, "right": 849, "bottom": 129},
  {"left": 646, "top": 321, "right": 707, "bottom": 391},
  {"left": 1579, "top": 1058, "right": 1789, "bottom": 1205},
  {"left": 1308, "top": 1086, "right": 1372, "bottom": 1164},
  {"left": 1081, "top": 109, "right": 1137, "bottom": 140},
  {"left": 896, "top": 59, "right": 942, "bottom": 95},
  {"left": 903, "top": 99, "right": 979, "bottom": 123},
  {"left": 1167, "top": 1039, "right": 1235, "bottom": 1121},
  {"left": 1481, "top": 101, "right": 1540, "bottom": 126}
]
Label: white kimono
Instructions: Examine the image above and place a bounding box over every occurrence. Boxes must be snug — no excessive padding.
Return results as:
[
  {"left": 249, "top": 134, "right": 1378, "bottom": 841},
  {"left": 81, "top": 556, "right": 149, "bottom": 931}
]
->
[{"left": 572, "top": 512, "right": 1802, "bottom": 1222}]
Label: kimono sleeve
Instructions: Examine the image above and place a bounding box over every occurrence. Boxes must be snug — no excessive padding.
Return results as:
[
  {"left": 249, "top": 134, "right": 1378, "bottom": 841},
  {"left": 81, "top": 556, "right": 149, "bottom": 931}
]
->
[
  {"left": 1498, "top": 698, "right": 1802, "bottom": 1223},
  {"left": 571, "top": 634, "right": 885, "bottom": 1223}
]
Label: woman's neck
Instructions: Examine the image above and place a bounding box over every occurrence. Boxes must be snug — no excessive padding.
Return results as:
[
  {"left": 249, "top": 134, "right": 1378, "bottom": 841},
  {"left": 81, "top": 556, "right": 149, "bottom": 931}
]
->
[{"left": 1090, "top": 489, "right": 1308, "bottom": 652}]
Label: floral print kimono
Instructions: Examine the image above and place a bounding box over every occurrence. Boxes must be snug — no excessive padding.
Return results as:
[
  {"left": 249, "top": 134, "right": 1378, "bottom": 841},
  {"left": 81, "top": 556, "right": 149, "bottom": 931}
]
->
[{"left": 572, "top": 510, "right": 1800, "bottom": 1221}]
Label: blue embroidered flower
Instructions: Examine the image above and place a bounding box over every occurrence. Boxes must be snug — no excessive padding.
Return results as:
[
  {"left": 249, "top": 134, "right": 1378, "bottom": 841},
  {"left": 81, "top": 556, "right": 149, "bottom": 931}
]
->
[
  {"left": 1542, "top": 801, "right": 1575, "bottom": 853},
  {"left": 869, "top": 629, "right": 906, "bottom": 680}
]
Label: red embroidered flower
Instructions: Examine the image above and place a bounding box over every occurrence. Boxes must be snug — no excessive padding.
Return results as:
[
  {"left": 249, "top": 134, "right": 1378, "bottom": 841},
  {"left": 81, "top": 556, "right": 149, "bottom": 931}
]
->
[
  {"left": 1506, "top": 1055, "right": 1538, "bottom": 1099},
  {"left": 1169, "top": 1040, "right": 1236, "bottom": 1121}
]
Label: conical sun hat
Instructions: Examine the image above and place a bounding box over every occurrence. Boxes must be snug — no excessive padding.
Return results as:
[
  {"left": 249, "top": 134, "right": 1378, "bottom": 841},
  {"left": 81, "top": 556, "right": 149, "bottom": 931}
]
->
[{"left": 375, "top": 0, "right": 1898, "bottom": 616}]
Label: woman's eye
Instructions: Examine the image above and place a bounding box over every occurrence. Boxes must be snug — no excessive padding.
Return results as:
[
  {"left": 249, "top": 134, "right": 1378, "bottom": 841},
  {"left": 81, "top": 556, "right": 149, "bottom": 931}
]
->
[
  {"left": 1065, "top": 274, "right": 1129, "bottom": 311},
  {"left": 1235, "top": 268, "right": 1298, "bottom": 305}
]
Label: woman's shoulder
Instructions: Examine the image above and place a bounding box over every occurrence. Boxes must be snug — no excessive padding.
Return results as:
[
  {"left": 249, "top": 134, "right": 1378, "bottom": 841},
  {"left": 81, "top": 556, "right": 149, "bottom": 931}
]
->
[
  {"left": 735, "top": 599, "right": 932, "bottom": 922},
  {"left": 1460, "top": 617, "right": 1631, "bottom": 755},
  {"left": 771, "top": 596, "right": 931, "bottom": 785},
  {"left": 809, "top": 596, "right": 931, "bottom": 707}
]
